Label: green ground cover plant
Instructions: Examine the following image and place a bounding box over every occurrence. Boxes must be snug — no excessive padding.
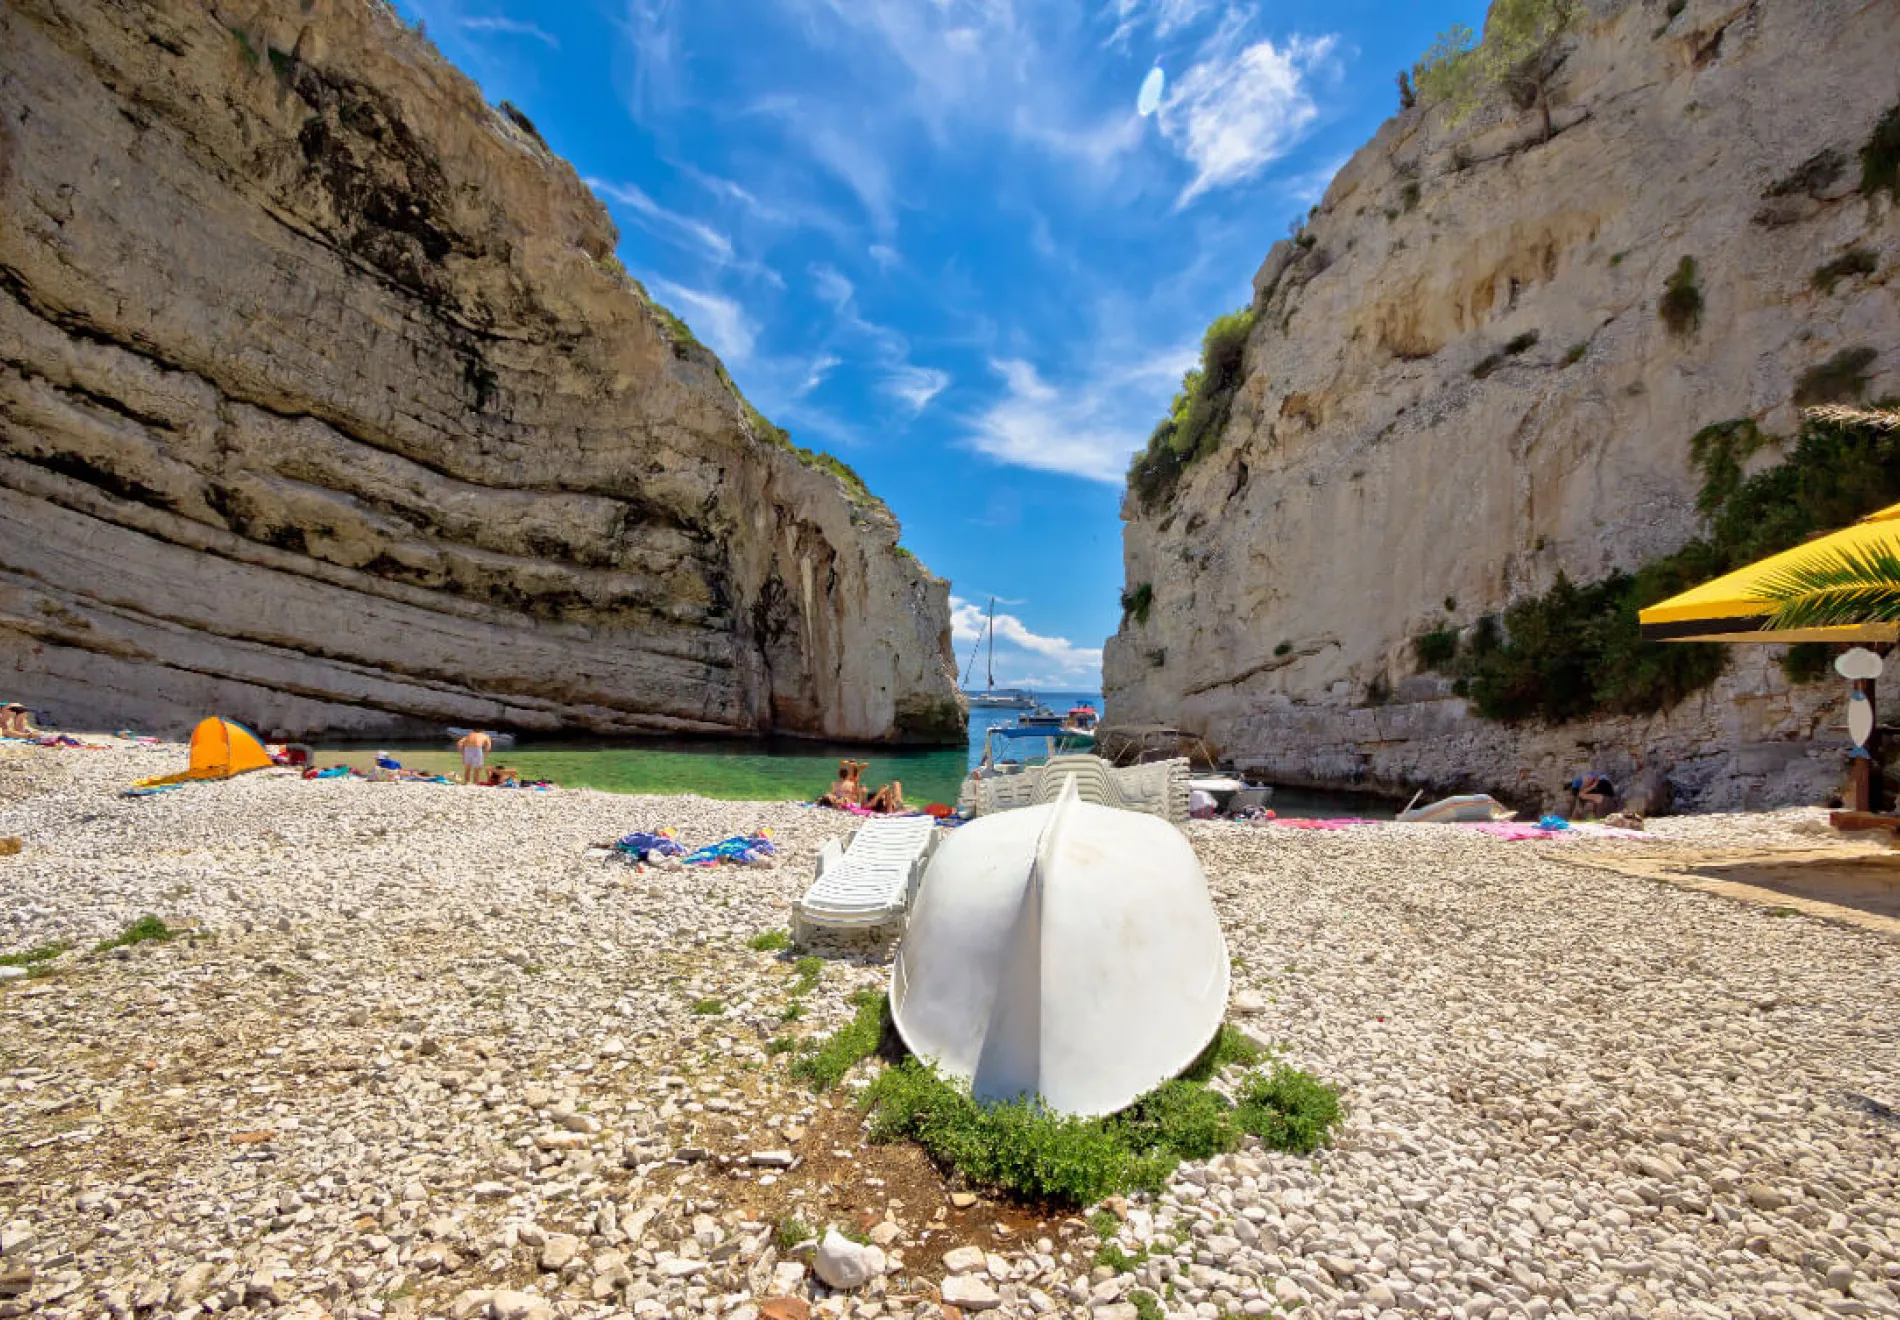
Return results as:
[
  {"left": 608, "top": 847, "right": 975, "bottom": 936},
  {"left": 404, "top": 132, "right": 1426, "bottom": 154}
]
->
[
  {"left": 790, "top": 995, "right": 1340, "bottom": 1208},
  {"left": 1127, "top": 309, "right": 1257, "bottom": 510},
  {"left": 95, "top": 917, "right": 177, "bottom": 953}
]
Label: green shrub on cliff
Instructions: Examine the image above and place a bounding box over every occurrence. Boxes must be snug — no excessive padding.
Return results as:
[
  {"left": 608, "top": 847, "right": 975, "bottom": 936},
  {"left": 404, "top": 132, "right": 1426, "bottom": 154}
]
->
[
  {"left": 1127, "top": 308, "right": 1257, "bottom": 510},
  {"left": 1420, "top": 407, "right": 1900, "bottom": 723}
]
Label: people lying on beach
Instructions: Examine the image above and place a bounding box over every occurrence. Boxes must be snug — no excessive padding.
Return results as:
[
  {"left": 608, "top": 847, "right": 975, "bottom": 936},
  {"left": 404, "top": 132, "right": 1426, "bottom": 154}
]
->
[
  {"left": 865, "top": 779, "right": 905, "bottom": 813},
  {"left": 816, "top": 759, "right": 867, "bottom": 809},
  {"left": 1, "top": 704, "right": 36, "bottom": 738},
  {"left": 457, "top": 729, "right": 492, "bottom": 785},
  {"left": 1570, "top": 772, "right": 1617, "bottom": 820}
]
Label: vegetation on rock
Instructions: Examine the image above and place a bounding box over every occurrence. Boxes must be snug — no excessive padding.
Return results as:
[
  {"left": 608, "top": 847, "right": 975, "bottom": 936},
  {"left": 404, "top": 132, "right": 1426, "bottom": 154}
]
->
[
  {"left": 1128, "top": 308, "right": 1257, "bottom": 510},
  {"left": 1793, "top": 348, "right": 1879, "bottom": 407},
  {"left": 1413, "top": 0, "right": 1581, "bottom": 140},
  {"left": 1812, "top": 247, "right": 1878, "bottom": 295},
  {"left": 1659, "top": 257, "right": 1703, "bottom": 337},
  {"left": 1417, "top": 408, "right": 1900, "bottom": 722},
  {"left": 1121, "top": 582, "right": 1155, "bottom": 627},
  {"left": 1861, "top": 102, "right": 1900, "bottom": 199}
]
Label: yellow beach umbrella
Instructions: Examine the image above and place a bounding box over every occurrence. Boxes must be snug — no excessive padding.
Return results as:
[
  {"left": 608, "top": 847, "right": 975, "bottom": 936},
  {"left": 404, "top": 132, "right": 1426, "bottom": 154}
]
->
[{"left": 1638, "top": 500, "right": 1900, "bottom": 645}]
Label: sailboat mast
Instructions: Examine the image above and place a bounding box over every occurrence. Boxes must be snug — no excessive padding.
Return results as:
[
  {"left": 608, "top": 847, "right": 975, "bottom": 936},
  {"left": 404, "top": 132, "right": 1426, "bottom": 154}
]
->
[{"left": 986, "top": 596, "right": 996, "bottom": 691}]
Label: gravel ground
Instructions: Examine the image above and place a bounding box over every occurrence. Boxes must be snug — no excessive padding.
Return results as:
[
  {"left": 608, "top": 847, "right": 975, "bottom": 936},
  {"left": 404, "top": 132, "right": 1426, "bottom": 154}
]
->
[{"left": 2, "top": 743, "right": 1899, "bottom": 1320}]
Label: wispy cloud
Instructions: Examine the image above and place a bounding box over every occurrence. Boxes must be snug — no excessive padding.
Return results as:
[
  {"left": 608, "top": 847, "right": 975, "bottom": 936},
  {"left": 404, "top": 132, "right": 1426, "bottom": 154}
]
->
[
  {"left": 952, "top": 595, "right": 1103, "bottom": 682},
  {"left": 799, "top": 354, "right": 843, "bottom": 395},
  {"left": 459, "top": 14, "right": 559, "bottom": 47},
  {"left": 1163, "top": 25, "right": 1338, "bottom": 205},
  {"left": 589, "top": 179, "right": 733, "bottom": 260},
  {"left": 964, "top": 346, "right": 1194, "bottom": 484},
  {"left": 884, "top": 365, "right": 951, "bottom": 414},
  {"left": 645, "top": 278, "right": 758, "bottom": 364},
  {"left": 1105, "top": 0, "right": 1215, "bottom": 48}
]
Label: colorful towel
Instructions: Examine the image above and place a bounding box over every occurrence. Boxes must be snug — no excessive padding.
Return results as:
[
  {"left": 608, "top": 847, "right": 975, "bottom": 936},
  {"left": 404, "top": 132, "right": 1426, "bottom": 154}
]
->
[
  {"left": 682, "top": 831, "right": 777, "bottom": 866},
  {"left": 1263, "top": 817, "right": 1379, "bottom": 830},
  {"left": 1460, "top": 821, "right": 1649, "bottom": 842},
  {"left": 615, "top": 829, "right": 686, "bottom": 861}
]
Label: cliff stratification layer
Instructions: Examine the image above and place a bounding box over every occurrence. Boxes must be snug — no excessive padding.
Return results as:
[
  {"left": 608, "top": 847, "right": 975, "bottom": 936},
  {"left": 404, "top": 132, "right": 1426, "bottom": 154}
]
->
[
  {"left": 1107, "top": 0, "right": 1900, "bottom": 808},
  {"left": 0, "top": 0, "right": 962, "bottom": 742}
]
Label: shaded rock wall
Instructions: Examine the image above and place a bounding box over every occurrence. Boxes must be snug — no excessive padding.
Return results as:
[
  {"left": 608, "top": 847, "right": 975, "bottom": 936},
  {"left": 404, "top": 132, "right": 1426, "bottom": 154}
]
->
[
  {"left": 0, "top": 0, "right": 961, "bottom": 742},
  {"left": 1107, "top": 0, "right": 1900, "bottom": 809}
]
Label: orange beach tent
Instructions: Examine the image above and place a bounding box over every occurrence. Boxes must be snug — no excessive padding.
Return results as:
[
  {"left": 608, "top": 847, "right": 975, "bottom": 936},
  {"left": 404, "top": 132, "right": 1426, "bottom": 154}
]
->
[{"left": 135, "top": 717, "right": 275, "bottom": 788}]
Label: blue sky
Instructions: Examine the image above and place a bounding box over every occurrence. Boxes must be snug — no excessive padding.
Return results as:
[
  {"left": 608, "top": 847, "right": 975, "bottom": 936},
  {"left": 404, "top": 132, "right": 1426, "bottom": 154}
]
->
[{"left": 396, "top": 0, "right": 1481, "bottom": 691}]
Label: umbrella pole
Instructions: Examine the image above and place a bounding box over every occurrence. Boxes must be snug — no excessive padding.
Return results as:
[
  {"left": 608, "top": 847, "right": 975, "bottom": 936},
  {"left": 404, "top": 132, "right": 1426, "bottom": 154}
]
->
[{"left": 1849, "top": 677, "right": 1884, "bottom": 814}]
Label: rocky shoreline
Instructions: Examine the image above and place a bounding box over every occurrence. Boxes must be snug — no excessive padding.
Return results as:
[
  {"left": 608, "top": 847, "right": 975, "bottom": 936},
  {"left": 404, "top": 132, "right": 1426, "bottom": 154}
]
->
[{"left": 3, "top": 744, "right": 1899, "bottom": 1320}]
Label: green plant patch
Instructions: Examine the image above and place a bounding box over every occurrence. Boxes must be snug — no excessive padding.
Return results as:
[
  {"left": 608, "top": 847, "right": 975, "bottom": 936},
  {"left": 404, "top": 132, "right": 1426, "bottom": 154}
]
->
[
  {"left": 1779, "top": 642, "right": 1833, "bottom": 685},
  {"left": 1121, "top": 582, "right": 1154, "bottom": 627},
  {"left": 1233, "top": 1063, "right": 1343, "bottom": 1155},
  {"left": 1274, "top": 641, "right": 1293, "bottom": 657},
  {"left": 95, "top": 916, "right": 177, "bottom": 954},
  {"left": 0, "top": 940, "right": 69, "bottom": 968},
  {"left": 775, "top": 1216, "right": 813, "bottom": 1252},
  {"left": 1794, "top": 348, "right": 1879, "bottom": 407},
  {"left": 1178, "top": 1023, "right": 1262, "bottom": 1083},
  {"left": 691, "top": 998, "right": 725, "bottom": 1016},
  {"left": 1861, "top": 102, "right": 1900, "bottom": 199},
  {"left": 1131, "top": 1293, "right": 1164, "bottom": 1320},
  {"left": 748, "top": 929, "right": 791, "bottom": 952},
  {"left": 1128, "top": 308, "right": 1257, "bottom": 510},
  {"left": 1659, "top": 256, "right": 1703, "bottom": 337},
  {"left": 766, "top": 1036, "right": 797, "bottom": 1056},
  {"left": 1452, "top": 407, "right": 1900, "bottom": 723},
  {"left": 1413, "top": 624, "right": 1460, "bottom": 670},
  {"left": 851, "top": 1008, "right": 1339, "bottom": 1208},
  {"left": 790, "top": 989, "right": 890, "bottom": 1091},
  {"left": 1813, "top": 248, "right": 1878, "bottom": 295},
  {"left": 791, "top": 955, "right": 824, "bottom": 996}
]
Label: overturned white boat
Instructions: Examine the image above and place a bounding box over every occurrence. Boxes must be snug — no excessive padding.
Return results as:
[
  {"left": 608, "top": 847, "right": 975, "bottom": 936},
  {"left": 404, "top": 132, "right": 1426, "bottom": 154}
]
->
[
  {"left": 891, "top": 778, "right": 1229, "bottom": 1118},
  {"left": 1398, "top": 792, "right": 1514, "bottom": 823}
]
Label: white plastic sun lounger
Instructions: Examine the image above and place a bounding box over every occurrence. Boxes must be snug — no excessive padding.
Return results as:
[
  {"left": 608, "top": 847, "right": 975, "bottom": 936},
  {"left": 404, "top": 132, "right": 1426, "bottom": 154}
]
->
[
  {"left": 957, "top": 755, "right": 1192, "bottom": 826},
  {"left": 792, "top": 816, "right": 938, "bottom": 942}
]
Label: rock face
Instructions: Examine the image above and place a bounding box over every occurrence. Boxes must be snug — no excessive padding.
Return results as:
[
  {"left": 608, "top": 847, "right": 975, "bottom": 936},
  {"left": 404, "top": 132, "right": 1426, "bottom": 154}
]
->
[
  {"left": 0, "top": 0, "right": 962, "bottom": 743},
  {"left": 1107, "top": 0, "right": 1900, "bottom": 809}
]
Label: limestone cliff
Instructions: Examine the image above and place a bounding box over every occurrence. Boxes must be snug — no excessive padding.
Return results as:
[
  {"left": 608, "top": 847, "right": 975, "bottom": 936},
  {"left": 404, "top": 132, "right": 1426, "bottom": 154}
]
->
[
  {"left": 0, "top": 0, "right": 963, "bottom": 742},
  {"left": 1107, "top": 0, "right": 1900, "bottom": 809}
]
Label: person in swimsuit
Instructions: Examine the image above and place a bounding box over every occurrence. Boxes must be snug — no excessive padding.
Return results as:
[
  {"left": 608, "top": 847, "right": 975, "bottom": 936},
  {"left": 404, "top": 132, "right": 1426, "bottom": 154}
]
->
[
  {"left": 817, "top": 759, "right": 866, "bottom": 809},
  {"left": 865, "top": 779, "right": 905, "bottom": 813},
  {"left": 1570, "top": 771, "right": 1617, "bottom": 820},
  {"left": 457, "top": 729, "right": 493, "bottom": 785},
  {"left": 1, "top": 704, "right": 34, "bottom": 737}
]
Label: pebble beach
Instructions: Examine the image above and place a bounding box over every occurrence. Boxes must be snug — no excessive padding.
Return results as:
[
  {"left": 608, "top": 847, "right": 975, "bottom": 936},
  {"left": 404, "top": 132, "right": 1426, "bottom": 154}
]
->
[{"left": 3, "top": 743, "right": 1899, "bottom": 1320}]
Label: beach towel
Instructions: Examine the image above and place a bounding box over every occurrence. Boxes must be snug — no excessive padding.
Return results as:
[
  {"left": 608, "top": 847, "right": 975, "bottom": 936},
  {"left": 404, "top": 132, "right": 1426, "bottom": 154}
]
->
[
  {"left": 682, "top": 831, "right": 777, "bottom": 866},
  {"left": 614, "top": 829, "right": 685, "bottom": 862},
  {"left": 1263, "top": 817, "right": 1379, "bottom": 830},
  {"left": 1461, "top": 821, "right": 1649, "bottom": 842}
]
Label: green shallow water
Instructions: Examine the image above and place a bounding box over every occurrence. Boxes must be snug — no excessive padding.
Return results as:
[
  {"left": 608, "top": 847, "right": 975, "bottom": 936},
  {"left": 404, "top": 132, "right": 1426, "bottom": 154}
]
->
[{"left": 316, "top": 740, "right": 974, "bottom": 805}]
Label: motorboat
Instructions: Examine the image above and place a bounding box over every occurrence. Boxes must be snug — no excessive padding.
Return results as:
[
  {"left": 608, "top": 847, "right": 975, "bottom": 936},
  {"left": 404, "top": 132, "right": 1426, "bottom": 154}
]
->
[
  {"left": 966, "top": 721, "right": 1096, "bottom": 779},
  {"left": 1062, "top": 702, "right": 1100, "bottom": 734},
  {"left": 891, "top": 779, "right": 1229, "bottom": 1117}
]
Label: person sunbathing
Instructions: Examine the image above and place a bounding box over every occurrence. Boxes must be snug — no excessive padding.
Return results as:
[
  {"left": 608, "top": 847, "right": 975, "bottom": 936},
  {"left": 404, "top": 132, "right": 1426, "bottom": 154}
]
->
[
  {"left": 817, "top": 759, "right": 867, "bottom": 809},
  {"left": 865, "top": 779, "right": 905, "bottom": 813},
  {"left": 1, "top": 704, "right": 35, "bottom": 738}
]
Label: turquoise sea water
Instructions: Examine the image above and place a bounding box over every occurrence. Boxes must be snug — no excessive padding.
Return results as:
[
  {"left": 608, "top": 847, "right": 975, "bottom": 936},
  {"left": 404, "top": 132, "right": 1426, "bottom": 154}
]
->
[{"left": 317, "top": 691, "right": 1395, "bottom": 816}]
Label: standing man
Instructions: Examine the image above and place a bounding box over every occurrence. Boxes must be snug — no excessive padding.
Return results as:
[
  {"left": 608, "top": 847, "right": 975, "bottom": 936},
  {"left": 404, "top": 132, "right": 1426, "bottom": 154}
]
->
[{"left": 457, "top": 729, "right": 493, "bottom": 785}]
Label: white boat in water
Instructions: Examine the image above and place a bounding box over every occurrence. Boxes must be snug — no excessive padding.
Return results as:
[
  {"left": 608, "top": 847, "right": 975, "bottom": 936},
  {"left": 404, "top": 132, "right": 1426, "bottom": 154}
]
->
[
  {"left": 959, "top": 595, "right": 1038, "bottom": 709},
  {"left": 892, "top": 779, "right": 1229, "bottom": 1118}
]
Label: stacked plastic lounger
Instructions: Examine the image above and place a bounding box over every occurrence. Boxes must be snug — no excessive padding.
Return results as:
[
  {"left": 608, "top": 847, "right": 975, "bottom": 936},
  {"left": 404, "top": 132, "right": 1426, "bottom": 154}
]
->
[
  {"left": 961, "top": 755, "right": 1191, "bottom": 825},
  {"left": 792, "top": 816, "right": 937, "bottom": 940}
]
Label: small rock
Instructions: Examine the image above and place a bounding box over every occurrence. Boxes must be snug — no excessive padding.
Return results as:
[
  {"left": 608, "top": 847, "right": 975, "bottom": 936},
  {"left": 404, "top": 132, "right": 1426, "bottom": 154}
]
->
[
  {"left": 449, "top": 1291, "right": 493, "bottom": 1320},
  {"left": 949, "top": 1192, "right": 978, "bottom": 1209},
  {"left": 1747, "top": 1185, "right": 1789, "bottom": 1211},
  {"left": 1231, "top": 989, "right": 1267, "bottom": 1015},
  {"left": 759, "top": 1301, "right": 811, "bottom": 1320},
  {"left": 490, "top": 1290, "right": 553, "bottom": 1320},
  {"left": 539, "top": 1234, "right": 581, "bottom": 1271},
  {"left": 769, "top": 1261, "right": 806, "bottom": 1296},
  {"left": 943, "top": 1246, "right": 987, "bottom": 1275},
  {"left": 813, "top": 1229, "right": 885, "bottom": 1290},
  {"left": 750, "top": 1150, "right": 795, "bottom": 1167},
  {"left": 942, "top": 1275, "right": 1001, "bottom": 1311},
  {"left": 472, "top": 1181, "right": 512, "bottom": 1199}
]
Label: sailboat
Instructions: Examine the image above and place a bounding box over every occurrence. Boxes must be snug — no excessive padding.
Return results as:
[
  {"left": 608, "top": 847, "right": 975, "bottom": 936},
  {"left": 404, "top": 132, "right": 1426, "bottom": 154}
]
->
[{"left": 960, "top": 596, "right": 1037, "bottom": 710}]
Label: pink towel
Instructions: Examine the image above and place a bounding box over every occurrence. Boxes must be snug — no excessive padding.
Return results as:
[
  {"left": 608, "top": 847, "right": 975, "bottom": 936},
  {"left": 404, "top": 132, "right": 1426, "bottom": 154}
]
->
[{"left": 1263, "top": 817, "right": 1379, "bottom": 830}]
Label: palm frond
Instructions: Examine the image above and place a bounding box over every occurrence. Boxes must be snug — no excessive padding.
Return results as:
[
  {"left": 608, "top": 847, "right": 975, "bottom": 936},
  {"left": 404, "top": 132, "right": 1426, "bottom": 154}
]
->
[
  {"left": 1754, "top": 542, "right": 1900, "bottom": 630},
  {"left": 1803, "top": 403, "right": 1900, "bottom": 432}
]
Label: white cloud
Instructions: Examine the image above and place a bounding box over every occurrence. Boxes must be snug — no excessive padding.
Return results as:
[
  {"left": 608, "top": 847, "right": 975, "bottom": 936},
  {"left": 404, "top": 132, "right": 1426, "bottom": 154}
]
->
[
  {"left": 809, "top": 264, "right": 856, "bottom": 311},
  {"left": 964, "top": 347, "right": 1194, "bottom": 483},
  {"left": 884, "top": 365, "right": 951, "bottom": 414},
  {"left": 1163, "top": 28, "right": 1337, "bottom": 205},
  {"left": 459, "top": 14, "right": 559, "bottom": 46},
  {"left": 644, "top": 278, "right": 758, "bottom": 364},
  {"left": 868, "top": 244, "right": 902, "bottom": 271},
  {"left": 1105, "top": 0, "right": 1214, "bottom": 47},
  {"left": 951, "top": 596, "right": 1103, "bottom": 684},
  {"left": 588, "top": 179, "right": 734, "bottom": 260},
  {"left": 805, "top": 124, "right": 898, "bottom": 233},
  {"left": 799, "top": 354, "right": 842, "bottom": 395}
]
